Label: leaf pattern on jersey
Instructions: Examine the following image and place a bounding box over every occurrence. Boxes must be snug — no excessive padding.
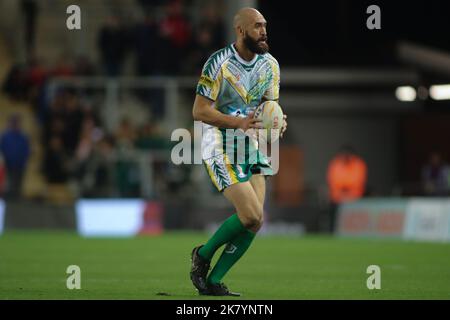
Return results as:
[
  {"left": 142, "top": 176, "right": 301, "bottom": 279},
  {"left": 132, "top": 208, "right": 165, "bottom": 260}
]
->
[
  {"left": 203, "top": 47, "right": 233, "bottom": 80},
  {"left": 208, "top": 156, "right": 232, "bottom": 188},
  {"left": 247, "top": 69, "right": 273, "bottom": 103},
  {"left": 198, "top": 46, "right": 233, "bottom": 99},
  {"left": 261, "top": 53, "right": 280, "bottom": 100}
]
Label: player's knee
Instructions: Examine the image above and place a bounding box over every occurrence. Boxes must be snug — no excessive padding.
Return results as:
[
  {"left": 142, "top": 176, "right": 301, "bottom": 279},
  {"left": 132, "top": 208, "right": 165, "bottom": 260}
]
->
[
  {"left": 240, "top": 215, "right": 256, "bottom": 229},
  {"left": 240, "top": 205, "right": 263, "bottom": 229},
  {"left": 253, "top": 217, "right": 264, "bottom": 232},
  {"left": 245, "top": 216, "right": 261, "bottom": 229},
  {"left": 258, "top": 217, "right": 264, "bottom": 228}
]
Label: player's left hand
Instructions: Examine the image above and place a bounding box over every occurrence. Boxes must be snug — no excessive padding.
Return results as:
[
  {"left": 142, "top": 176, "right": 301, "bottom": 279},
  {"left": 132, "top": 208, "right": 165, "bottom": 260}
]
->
[{"left": 280, "top": 114, "right": 287, "bottom": 138}]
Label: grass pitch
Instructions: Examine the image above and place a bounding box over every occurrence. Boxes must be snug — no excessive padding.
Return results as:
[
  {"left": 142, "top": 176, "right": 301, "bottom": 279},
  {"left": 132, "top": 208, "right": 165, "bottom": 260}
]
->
[{"left": 0, "top": 231, "right": 449, "bottom": 299}]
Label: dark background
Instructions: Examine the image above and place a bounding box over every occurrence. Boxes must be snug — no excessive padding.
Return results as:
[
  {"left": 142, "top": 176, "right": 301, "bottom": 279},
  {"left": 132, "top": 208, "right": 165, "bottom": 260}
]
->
[
  {"left": 260, "top": 0, "right": 450, "bottom": 67},
  {"left": 260, "top": 0, "right": 450, "bottom": 186}
]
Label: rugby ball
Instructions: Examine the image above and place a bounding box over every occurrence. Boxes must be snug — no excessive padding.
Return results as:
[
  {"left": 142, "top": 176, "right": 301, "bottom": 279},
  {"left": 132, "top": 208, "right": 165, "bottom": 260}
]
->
[
  {"left": 253, "top": 100, "right": 284, "bottom": 143},
  {"left": 254, "top": 100, "right": 284, "bottom": 130}
]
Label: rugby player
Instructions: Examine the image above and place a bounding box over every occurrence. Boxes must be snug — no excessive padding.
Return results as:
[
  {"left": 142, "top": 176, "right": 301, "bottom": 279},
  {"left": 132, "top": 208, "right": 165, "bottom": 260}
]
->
[{"left": 190, "top": 7, "right": 287, "bottom": 296}]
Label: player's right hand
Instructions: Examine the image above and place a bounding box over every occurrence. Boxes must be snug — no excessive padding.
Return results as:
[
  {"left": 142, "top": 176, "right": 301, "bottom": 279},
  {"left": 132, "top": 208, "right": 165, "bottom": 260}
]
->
[{"left": 237, "top": 112, "right": 262, "bottom": 131}]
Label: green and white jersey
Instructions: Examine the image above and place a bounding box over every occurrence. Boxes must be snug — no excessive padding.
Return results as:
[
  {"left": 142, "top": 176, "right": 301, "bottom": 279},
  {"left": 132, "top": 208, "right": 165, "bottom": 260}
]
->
[{"left": 196, "top": 43, "right": 280, "bottom": 160}]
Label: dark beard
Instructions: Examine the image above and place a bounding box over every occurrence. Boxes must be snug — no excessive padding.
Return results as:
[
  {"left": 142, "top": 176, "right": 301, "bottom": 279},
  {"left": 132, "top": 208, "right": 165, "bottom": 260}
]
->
[{"left": 243, "top": 33, "right": 269, "bottom": 54}]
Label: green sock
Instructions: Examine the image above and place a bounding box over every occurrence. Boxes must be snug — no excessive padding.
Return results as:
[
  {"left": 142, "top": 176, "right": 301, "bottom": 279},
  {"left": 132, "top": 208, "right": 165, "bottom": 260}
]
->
[
  {"left": 207, "top": 229, "right": 256, "bottom": 285},
  {"left": 198, "top": 214, "right": 246, "bottom": 261}
]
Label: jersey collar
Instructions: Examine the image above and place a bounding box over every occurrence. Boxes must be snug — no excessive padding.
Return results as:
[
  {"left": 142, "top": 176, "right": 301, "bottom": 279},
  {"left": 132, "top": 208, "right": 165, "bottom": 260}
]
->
[{"left": 231, "top": 43, "right": 259, "bottom": 66}]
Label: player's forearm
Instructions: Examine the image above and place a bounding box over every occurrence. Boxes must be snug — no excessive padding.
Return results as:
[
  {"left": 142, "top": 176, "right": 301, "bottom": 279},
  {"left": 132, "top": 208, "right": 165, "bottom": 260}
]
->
[{"left": 193, "top": 104, "right": 241, "bottom": 129}]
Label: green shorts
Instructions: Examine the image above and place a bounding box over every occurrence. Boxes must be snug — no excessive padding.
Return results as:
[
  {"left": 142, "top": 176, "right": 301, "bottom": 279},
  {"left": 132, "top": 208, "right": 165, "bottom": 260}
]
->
[{"left": 203, "top": 150, "right": 273, "bottom": 192}]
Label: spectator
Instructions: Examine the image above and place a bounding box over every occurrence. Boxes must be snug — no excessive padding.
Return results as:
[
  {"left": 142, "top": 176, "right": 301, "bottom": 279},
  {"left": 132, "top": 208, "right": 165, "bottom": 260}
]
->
[
  {"left": 197, "top": 5, "right": 226, "bottom": 50},
  {"left": 78, "top": 135, "right": 116, "bottom": 198},
  {"left": 21, "top": 0, "right": 38, "bottom": 61},
  {"left": 2, "top": 64, "right": 28, "bottom": 101},
  {"left": 184, "top": 24, "right": 215, "bottom": 75},
  {"left": 76, "top": 114, "right": 103, "bottom": 164},
  {"left": 62, "top": 90, "right": 85, "bottom": 154},
  {"left": 133, "top": 13, "right": 166, "bottom": 118},
  {"left": 114, "top": 118, "right": 140, "bottom": 197},
  {"left": 134, "top": 13, "right": 161, "bottom": 76},
  {"left": 328, "top": 145, "right": 367, "bottom": 203},
  {"left": 27, "top": 56, "right": 48, "bottom": 90},
  {"left": 42, "top": 90, "right": 66, "bottom": 148},
  {"left": 115, "top": 117, "right": 137, "bottom": 148},
  {"left": 43, "top": 135, "right": 69, "bottom": 183},
  {"left": 0, "top": 115, "right": 31, "bottom": 199},
  {"left": 422, "top": 152, "right": 449, "bottom": 196},
  {"left": 2, "top": 57, "right": 48, "bottom": 102},
  {"left": 158, "top": 0, "right": 192, "bottom": 74},
  {"left": 0, "top": 155, "right": 6, "bottom": 197},
  {"left": 327, "top": 145, "right": 367, "bottom": 230},
  {"left": 183, "top": 5, "right": 226, "bottom": 75},
  {"left": 74, "top": 113, "right": 104, "bottom": 185},
  {"left": 98, "top": 16, "right": 128, "bottom": 77}
]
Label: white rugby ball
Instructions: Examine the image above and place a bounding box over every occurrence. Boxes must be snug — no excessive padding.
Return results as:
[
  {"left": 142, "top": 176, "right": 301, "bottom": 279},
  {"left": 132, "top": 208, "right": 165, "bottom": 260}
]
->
[
  {"left": 254, "top": 101, "right": 283, "bottom": 143},
  {"left": 254, "top": 100, "right": 284, "bottom": 130}
]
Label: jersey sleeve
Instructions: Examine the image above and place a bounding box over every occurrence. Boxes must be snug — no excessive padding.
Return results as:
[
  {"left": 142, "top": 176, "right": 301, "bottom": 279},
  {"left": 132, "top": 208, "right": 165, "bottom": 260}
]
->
[
  {"left": 263, "top": 57, "right": 280, "bottom": 101},
  {"left": 196, "top": 54, "right": 224, "bottom": 102}
]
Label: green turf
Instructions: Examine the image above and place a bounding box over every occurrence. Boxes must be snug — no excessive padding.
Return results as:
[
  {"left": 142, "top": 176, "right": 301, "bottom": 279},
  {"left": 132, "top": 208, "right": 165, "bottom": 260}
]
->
[{"left": 0, "top": 231, "right": 449, "bottom": 299}]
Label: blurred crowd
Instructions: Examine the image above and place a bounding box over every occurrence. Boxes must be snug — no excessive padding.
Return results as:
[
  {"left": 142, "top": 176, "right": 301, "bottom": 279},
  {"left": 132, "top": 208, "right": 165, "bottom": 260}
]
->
[
  {"left": 2, "top": 0, "right": 226, "bottom": 109},
  {"left": 421, "top": 152, "right": 450, "bottom": 196},
  {"left": 99, "top": 1, "right": 226, "bottom": 77},
  {"left": 3, "top": 0, "right": 226, "bottom": 85},
  {"left": 40, "top": 87, "right": 176, "bottom": 198},
  {"left": 0, "top": 116, "right": 30, "bottom": 199},
  {"left": 0, "top": 0, "right": 223, "bottom": 200},
  {"left": 0, "top": 89, "right": 175, "bottom": 200}
]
